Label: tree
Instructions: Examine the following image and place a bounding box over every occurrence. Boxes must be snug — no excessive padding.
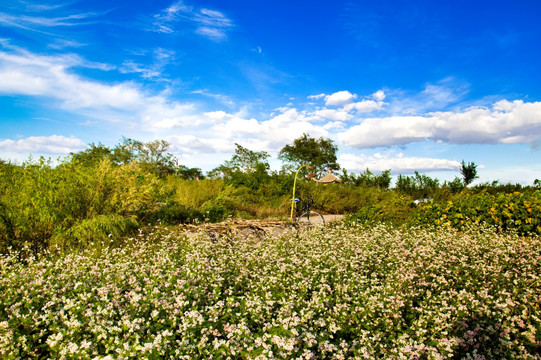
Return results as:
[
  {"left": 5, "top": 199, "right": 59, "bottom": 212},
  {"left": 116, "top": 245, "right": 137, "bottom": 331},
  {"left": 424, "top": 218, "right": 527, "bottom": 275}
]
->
[
  {"left": 278, "top": 133, "right": 339, "bottom": 174},
  {"left": 396, "top": 172, "right": 439, "bottom": 198},
  {"left": 69, "top": 143, "right": 112, "bottom": 166},
  {"left": 208, "top": 144, "right": 271, "bottom": 189},
  {"left": 225, "top": 143, "right": 270, "bottom": 173},
  {"left": 177, "top": 165, "right": 205, "bottom": 180},
  {"left": 111, "top": 138, "right": 178, "bottom": 177},
  {"left": 444, "top": 176, "right": 465, "bottom": 193},
  {"left": 460, "top": 160, "right": 479, "bottom": 187}
]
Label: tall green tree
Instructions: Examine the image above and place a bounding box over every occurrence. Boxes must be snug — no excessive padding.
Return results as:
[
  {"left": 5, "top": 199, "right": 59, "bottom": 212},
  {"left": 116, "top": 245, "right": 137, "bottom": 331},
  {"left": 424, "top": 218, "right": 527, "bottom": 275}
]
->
[
  {"left": 278, "top": 133, "right": 340, "bottom": 174},
  {"left": 460, "top": 160, "right": 479, "bottom": 186}
]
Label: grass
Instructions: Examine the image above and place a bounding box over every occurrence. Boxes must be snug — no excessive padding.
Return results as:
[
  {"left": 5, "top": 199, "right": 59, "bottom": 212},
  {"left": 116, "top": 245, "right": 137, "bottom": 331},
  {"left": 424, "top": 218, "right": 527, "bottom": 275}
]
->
[{"left": 1, "top": 223, "right": 540, "bottom": 359}]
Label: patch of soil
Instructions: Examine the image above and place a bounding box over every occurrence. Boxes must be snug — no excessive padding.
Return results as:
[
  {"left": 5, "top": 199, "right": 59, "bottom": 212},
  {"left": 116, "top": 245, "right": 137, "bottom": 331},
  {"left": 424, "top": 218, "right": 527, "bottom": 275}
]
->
[{"left": 180, "top": 215, "right": 344, "bottom": 240}]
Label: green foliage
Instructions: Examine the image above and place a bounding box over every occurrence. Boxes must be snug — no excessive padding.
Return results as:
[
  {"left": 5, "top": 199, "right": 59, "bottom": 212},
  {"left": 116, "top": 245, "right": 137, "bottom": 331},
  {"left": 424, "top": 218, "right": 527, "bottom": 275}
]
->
[
  {"left": 410, "top": 190, "right": 541, "bottom": 235},
  {"left": 176, "top": 165, "right": 204, "bottom": 180},
  {"left": 225, "top": 143, "right": 270, "bottom": 173},
  {"left": 278, "top": 133, "right": 339, "bottom": 174},
  {"left": 112, "top": 137, "right": 178, "bottom": 177},
  {"left": 340, "top": 168, "right": 391, "bottom": 189},
  {"left": 443, "top": 176, "right": 465, "bottom": 193},
  {"left": 344, "top": 188, "right": 413, "bottom": 225},
  {"left": 460, "top": 160, "right": 479, "bottom": 186},
  {"left": 147, "top": 202, "right": 204, "bottom": 225},
  {"left": 0, "top": 157, "right": 162, "bottom": 254},
  {"left": 396, "top": 171, "right": 440, "bottom": 199},
  {"left": 208, "top": 143, "right": 272, "bottom": 190},
  {"left": 70, "top": 138, "right": 187, "bottom": 178},
  {"left": 56, "top": 214, "right": 139, "bottom": 251}
]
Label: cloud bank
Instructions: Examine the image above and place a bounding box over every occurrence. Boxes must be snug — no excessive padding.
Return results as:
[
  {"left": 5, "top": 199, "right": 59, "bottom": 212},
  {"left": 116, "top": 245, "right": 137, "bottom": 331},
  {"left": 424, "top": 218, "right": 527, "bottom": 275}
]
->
[{"left": 339, "top": 100, "right": 541, "bottom": 148}]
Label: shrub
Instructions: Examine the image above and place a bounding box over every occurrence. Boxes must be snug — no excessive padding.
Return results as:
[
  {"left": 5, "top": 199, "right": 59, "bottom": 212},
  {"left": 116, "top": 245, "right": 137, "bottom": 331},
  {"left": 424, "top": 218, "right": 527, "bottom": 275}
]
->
[{"left": 410, "top": 190, "right": 541, "bottom": 235}]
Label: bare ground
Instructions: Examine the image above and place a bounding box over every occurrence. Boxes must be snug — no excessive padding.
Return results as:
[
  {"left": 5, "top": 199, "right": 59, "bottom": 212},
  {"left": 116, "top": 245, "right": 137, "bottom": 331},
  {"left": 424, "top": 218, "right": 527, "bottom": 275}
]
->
[{"left": 179, "top": 215, "right": 345, "bottom": 239}]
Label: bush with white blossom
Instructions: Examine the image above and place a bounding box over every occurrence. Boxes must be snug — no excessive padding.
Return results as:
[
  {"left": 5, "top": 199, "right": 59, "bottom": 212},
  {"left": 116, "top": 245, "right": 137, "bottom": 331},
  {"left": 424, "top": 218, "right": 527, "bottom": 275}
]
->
[{"left": 1, "top": 224, "right": 540, "bottom": 359}]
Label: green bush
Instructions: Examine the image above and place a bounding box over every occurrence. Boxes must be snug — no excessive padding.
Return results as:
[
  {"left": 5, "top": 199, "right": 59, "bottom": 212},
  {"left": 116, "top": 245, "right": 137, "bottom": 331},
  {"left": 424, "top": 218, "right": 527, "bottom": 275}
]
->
[
  {"left": 0, "top": 158, "right": 163, "bottom": 254},
  {"left": 410, "top": 190, "right": 541, "bottom": 235},
  {"left": 147, "top": 202, "right": 204, "bottom": 225}
]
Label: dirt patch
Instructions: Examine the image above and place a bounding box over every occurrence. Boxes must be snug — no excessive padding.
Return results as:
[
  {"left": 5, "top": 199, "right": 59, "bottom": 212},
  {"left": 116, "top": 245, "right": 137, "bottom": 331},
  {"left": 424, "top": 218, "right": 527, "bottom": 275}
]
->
[{"left": 180, "top": 215, "right": 344, "bottom": 240}]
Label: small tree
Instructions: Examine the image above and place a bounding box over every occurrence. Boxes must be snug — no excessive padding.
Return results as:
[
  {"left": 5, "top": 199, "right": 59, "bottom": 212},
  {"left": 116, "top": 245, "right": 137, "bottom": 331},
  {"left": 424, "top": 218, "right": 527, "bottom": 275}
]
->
[
  {"left": 460, "top": 160, "right": 479, "bottom": 187},
  {"left": 278, "top": 133, "right": 339, "bottom": 174},
  {"left": 208, "top": 144, "right": 271, "bottom": 189}
]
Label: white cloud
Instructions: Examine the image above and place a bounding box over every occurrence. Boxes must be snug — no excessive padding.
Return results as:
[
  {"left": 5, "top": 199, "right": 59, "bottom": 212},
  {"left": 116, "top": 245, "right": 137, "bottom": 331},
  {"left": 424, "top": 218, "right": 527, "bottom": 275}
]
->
[
  {"left": 339, "top": 116, "right": 433, "bottom": 148},
  {"left": 0, "top": 135, "right": 86, "bottom": 154},
  {"left": 0, "top": 47, "right": 202, "bottom": 131},
  {"left": 0, "top": 11, "right": 99, "bottom": 30},
  {"left": 202, "top": 107, "right": 329, "bottom": 153},
  {"left": 308, "top": 93, "right": 325, "bottom": 100},
  {"left": 385, "top": 78, "right": 470, "bottom": 115},
  {"left": 152, "top": 1, "right": 233, "bottom": 41},
  {"left": 0, "top": 49, "right": 142, "bottom": 109},
  {"left": 120, "top": 61, "right": 162, "bottom": 79},
  {"left": 314, "top": 109, "right": 352, "bottom": 121},
  {"left": 203, "top": 110, "right": 230, "bottom": 123},
  {"left": 339, "top": 152, "right": 460, "bottom": 173},
  {"left": 372, "top": 90, "right": 386, "bottom": 101},
  {"left": 166, "top": 134, "right": 231, "bottom": 154},
  {"left": 343, "top": 99, "right": 384, "bottom": 113},
  {"left": 325, "top": 90, "right": 357, "bottom": 106},
  {"left": 339, "top": 100, "right": 541, "bottom": 148}
]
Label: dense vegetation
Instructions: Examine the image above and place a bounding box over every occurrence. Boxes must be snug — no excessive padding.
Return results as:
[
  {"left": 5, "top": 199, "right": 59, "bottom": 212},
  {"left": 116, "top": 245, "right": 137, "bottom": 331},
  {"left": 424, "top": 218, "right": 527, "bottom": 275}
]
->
[
  {"left": 1, "top": 136, "right": 540, "bottom": 254},
  {"left": 1, "top": 224, "right": 539, "bottom": 358},
  {"left": 1, "top": 136, "right": 540, "bottom": 358}
]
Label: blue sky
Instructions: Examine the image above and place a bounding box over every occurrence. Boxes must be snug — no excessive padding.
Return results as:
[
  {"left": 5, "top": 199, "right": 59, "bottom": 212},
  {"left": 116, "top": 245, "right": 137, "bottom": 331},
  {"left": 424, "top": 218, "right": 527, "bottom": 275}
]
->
[{"left": 1, "top": 0, "right": 541, "bottom": 184}]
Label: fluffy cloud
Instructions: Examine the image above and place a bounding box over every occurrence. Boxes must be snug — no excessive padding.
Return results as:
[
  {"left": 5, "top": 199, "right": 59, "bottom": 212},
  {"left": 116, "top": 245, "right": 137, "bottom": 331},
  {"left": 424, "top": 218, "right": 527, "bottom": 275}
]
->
[
  {"left": 166, "top": 134, "right": 231, "bottom": 154},
  {"left": 339, "top": 152, "right": 460, "bottom": 173},
  {"left": 0, "top": 135, "right": 87, "bottom": 154},
  {"left": 339, "top": 100, "right": 541, "bottom": 148},
  {"left": 314, "top": 109, "right": 352, "bottom": 121},
  {"left": 343, "top": 99, "right": 384, "bottom": 113},
  {"left": 210, "top": 108, "right": 328, "bottom": 150},
  {"left": 325, "top": 90, "right": 357, "bottom": 106}
]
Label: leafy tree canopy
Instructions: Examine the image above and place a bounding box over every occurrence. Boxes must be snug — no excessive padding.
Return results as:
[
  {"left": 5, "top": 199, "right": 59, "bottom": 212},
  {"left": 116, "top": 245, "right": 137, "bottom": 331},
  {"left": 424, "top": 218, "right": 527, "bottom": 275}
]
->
[
  {"left": 208, "top": 144, "right": 271, "bottom": 189},
  {"left": 225, "top": 143, "right": 270, "bottom": 173},
  {"left": 278, "top": 133, "right": 339, "bottom": 174},
  {"left": 70, "top": 138, "right": 179, "bottom": 177},
  {"left": 177, "top": 165, "right": 205, "bottom": 180}
]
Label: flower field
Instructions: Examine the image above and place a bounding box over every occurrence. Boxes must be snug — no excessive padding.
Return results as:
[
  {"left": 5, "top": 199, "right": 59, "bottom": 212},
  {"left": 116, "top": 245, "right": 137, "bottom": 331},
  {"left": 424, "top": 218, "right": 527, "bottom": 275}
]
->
[{"left": 1, "top": 224, "right": 540, "bottom": 359}]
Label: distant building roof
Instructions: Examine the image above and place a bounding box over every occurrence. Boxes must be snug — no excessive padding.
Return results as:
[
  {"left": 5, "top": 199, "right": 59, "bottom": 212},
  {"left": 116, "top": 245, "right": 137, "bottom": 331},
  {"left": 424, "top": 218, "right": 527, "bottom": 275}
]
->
[{"left": 312, "top": 171, "right": 341, "bottom": 184}]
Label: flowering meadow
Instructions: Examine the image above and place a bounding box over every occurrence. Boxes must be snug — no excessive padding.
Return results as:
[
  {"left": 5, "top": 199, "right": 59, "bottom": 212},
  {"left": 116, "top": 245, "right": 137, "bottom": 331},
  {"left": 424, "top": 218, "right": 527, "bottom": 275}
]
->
[{"left": 1, "top": 224, "right": 540, "bottom": 359}]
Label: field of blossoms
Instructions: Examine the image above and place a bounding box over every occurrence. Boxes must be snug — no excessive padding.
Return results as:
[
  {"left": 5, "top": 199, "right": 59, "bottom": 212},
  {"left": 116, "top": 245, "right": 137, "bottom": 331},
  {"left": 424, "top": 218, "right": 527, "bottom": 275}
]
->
[{"left": 1, "top": 223, "right": 540, "bottom": 359}]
